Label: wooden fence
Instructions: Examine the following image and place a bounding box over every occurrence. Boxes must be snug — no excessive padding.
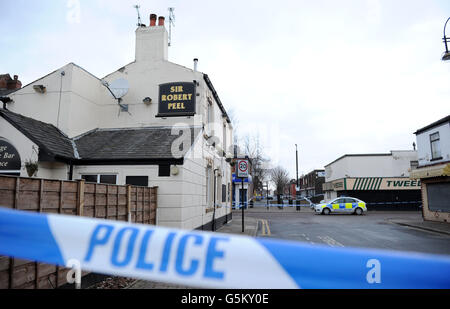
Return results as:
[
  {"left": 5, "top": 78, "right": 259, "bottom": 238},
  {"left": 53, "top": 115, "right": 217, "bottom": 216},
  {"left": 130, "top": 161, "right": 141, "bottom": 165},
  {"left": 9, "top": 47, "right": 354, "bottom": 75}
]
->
[{"left": 0, "top": 175, "right": 158, "bottom": 289}]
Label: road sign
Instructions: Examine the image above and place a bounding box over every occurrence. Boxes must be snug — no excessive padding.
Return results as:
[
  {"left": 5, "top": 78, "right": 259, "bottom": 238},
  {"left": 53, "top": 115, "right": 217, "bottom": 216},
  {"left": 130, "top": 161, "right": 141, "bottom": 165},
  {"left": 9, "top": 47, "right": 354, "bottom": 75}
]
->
[{"left": 237, "top": 159, "right": 249, "bottom": 178}]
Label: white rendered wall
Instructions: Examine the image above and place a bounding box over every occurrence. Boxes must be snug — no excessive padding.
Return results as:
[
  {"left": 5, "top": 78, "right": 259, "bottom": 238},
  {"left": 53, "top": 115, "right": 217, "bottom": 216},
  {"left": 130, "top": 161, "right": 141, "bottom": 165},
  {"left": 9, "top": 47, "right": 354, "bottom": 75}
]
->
[
  {"left": 416, "top": 122, "right": 450, "bottom": 167},
  {"left": 325, "top": 151, "right": 417, "bottom": 182}
]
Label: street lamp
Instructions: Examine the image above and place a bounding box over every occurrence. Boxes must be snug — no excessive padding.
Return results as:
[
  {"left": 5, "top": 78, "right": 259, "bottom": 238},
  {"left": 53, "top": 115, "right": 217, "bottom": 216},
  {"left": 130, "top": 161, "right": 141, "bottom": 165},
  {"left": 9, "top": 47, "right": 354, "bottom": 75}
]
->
[{"left": 442, "top": 17, "right": 450, "bottom": 61}]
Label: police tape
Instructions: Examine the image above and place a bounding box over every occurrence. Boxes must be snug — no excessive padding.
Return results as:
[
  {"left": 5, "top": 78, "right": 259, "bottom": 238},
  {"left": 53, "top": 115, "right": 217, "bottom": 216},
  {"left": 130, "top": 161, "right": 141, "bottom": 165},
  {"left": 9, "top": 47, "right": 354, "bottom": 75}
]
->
[{"left": 1, "top": 207, "right": 450, "bottom": 289}]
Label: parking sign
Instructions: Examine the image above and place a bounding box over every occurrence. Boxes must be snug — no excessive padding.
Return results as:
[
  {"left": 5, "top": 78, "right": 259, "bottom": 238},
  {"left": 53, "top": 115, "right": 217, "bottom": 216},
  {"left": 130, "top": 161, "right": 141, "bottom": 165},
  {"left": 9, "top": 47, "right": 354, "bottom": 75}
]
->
[{"left": 237, "top": 159, "right": 249, "bottom": 178}]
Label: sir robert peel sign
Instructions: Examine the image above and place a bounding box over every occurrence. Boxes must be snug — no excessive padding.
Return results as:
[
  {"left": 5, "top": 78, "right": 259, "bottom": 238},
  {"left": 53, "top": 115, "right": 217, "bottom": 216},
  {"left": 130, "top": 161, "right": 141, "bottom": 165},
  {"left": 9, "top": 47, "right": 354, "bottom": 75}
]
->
[
  {"left": 0, "top": 137, "right": 21, "bottom": 174},
  {"left": 157, "top": 82, "right": 196, "bottom": 117}
]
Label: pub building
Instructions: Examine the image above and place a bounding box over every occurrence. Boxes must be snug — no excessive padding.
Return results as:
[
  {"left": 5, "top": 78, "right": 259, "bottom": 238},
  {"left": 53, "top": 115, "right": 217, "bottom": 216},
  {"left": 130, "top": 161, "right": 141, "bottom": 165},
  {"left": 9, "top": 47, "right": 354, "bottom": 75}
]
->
[
  {"left": 0, "top": 13, "right": 234, "bottom": 230},
  {"left": 322, "top": 150, "right": 422, "bottom": 210}
]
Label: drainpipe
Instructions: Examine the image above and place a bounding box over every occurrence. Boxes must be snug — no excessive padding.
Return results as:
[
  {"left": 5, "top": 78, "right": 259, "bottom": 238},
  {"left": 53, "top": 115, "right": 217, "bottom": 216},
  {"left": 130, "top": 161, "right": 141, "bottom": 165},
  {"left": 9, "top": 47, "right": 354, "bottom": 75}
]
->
[
  {"left": 68, "top": 163, "right": 73, "bottom": 181},
  {"left": 212, "top": 168, "right": 219, "bottom": 231}
]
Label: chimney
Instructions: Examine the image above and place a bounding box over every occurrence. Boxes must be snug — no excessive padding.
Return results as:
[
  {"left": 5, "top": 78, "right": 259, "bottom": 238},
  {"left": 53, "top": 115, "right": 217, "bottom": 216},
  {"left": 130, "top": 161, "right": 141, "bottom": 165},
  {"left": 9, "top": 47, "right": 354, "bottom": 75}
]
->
[
  {"left": 5, "top": 74, "right": 21, "bottom": 90},
  {"left": 193, "top": 58, "right": 198, "bottom": 71},
  {"left": 158, "top": 16, "right": 165, "bottom": 26},
  {"left": 135, "top": 13, "right": 168, "bottom": 62},
  {"left": 150, "top": 14, "right": 157, "bottom": 26}
]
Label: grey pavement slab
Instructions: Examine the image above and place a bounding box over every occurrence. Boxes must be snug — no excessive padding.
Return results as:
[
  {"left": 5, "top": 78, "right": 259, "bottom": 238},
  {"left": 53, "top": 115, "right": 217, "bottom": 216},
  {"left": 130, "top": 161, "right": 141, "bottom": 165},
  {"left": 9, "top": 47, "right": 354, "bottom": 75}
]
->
[{"left": 388, "top": 218, "right": 450, "bottom": 236}]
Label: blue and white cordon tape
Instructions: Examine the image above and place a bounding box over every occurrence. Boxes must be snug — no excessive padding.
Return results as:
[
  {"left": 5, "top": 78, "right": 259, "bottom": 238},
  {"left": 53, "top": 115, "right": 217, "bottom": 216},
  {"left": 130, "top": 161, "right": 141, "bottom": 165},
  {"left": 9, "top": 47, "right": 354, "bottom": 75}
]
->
[{"left": 1, "top": 207, "right": 450, "bottom": 289}]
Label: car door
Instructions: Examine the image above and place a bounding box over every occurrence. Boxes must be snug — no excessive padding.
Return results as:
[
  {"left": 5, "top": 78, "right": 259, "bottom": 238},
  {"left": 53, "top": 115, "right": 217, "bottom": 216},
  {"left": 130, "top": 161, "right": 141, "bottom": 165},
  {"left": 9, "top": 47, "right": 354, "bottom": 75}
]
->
[
  {"left": 344, "top": 198, "right": 357, "bottom": 213},
  {"left": 331, "top": 198, "right": 345, "bottom": 213}
]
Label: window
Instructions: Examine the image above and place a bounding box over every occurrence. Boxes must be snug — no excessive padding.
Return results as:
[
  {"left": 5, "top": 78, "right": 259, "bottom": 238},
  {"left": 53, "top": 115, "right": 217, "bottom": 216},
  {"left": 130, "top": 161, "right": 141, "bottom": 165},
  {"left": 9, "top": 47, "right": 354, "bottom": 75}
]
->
[
  {"left": 81, "top": 175, "right": 98, "bottom": 183},
  {"left": 206, "top": 166, "right": 213, "bottom": 206},
  {"left": 427, "top": 182, "right": 450, "bottom": 212},
  {"left": 100, "top": 175, "right": 117, "bottom": 184},
  {"left": 222, "top": 184, "right": 226, "bottom": 203},
  {"left": 126, "top": 176, "right": 148, "bottom": 187},
  {"left": 158, "top": 164, "right": 171, "bottom": 177},
  {"left": 81, "top": 174, "right": 117, "bottom": 184},
  {"left": 223, "top": 123, "right": 227, "bottom": 153},
  {"left": 207, "top": 97, "right": 213, "bottom": 124},
  {"left": 410, "top": 160, "right": 419, "bottom": 170},
  {"left": 430, "top": 132, "right": 442, "bottom": 160}
]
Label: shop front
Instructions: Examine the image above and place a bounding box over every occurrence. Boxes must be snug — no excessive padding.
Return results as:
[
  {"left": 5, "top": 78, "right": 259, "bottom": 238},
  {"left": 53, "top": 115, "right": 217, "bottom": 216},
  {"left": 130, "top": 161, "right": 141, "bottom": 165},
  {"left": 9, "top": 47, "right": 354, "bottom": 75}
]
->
[{"left": 323, "top": 177, "right": 422, "bottom": 210}]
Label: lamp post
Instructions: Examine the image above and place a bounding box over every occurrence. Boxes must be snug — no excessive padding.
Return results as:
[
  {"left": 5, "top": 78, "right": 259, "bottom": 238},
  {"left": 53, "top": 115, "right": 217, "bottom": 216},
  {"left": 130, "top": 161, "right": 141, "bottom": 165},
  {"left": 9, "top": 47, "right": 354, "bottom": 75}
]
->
[{"left": 442, "top": 17, "right": 450, "bottom": 61}]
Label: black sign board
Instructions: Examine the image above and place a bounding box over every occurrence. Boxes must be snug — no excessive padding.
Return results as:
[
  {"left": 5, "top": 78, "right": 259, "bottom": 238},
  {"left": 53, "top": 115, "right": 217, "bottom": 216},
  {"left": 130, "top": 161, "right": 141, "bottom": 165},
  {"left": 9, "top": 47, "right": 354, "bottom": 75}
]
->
[
  {"left": 0, "top": 138, "right": 21, "bottom": 174},
  {"left": 157, "top": 82, "right": 196, "bottom": 117}
]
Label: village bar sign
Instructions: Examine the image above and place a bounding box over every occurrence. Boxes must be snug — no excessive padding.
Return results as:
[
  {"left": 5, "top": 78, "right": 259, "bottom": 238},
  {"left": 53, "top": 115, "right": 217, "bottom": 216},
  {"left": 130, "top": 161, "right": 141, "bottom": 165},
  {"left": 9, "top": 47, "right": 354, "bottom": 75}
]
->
[
  {"left": 0, "top": 137, "right": 21, "bottom": 175},
  {"left": 157, "top": 82, "right": 196, "bottom": 117}
]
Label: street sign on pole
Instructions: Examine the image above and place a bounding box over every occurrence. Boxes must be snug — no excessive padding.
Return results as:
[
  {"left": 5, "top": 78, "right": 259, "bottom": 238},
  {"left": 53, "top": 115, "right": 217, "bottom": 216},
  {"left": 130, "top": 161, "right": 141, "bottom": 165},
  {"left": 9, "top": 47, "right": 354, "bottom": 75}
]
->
[
  {"left": 237, "top": 159, "right": 249, "bottom": 178},
  {"left": 236, "top": 159, "right": 249, "bottom": 233}
]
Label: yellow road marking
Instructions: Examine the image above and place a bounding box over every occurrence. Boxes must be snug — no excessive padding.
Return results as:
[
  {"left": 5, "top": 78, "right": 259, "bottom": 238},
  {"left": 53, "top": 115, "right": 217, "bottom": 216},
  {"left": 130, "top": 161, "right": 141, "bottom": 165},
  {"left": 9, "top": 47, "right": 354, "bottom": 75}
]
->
[
  {"left": 265, "top": 219, "right": 271, "bottom": 236},
  {"left": 259, "top": 219, "right": 271, "bottom": 236}
]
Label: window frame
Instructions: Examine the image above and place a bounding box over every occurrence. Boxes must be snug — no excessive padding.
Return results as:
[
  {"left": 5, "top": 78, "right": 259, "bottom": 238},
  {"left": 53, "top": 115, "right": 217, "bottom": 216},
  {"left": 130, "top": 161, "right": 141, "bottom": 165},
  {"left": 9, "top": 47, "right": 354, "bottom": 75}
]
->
[
  {"left": 429, "top": 131, "right": 442, "bottom": 161},
  {"left": 81, "top": 174, "right": 117, "bottom": 185}
]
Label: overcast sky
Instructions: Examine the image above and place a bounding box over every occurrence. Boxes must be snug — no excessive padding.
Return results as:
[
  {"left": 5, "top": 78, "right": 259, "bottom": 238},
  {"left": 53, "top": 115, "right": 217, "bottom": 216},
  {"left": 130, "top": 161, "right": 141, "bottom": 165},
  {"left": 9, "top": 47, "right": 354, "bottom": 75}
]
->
[{"left": 1, "top": 0, "right": 449, "bottom": 179}]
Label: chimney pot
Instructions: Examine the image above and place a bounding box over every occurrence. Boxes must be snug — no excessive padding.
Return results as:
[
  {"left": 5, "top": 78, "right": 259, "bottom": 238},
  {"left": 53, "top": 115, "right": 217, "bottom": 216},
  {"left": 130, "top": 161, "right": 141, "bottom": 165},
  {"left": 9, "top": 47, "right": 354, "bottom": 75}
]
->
[
  {"left": 158, "top": 16, "right": 165, "bottom": 26},
  {"left": 14, "top": 75, "right": 18, "bottom": 80},
  {"left": 150, "top": 14, "right": 157, "bottom": 26}
]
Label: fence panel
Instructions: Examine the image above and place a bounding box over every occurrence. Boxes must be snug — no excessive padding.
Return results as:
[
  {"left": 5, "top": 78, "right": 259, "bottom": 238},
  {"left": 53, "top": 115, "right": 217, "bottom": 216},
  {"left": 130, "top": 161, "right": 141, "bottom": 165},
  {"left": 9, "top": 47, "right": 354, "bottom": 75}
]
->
[{"left": 0, "top": 175, "right": 158, "bottom": 289}]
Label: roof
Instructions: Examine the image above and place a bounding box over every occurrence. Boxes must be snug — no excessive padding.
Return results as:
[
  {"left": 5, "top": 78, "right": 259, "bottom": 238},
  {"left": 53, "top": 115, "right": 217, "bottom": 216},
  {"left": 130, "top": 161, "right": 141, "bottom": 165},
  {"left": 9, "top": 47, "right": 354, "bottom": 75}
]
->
[
  {"left": 74, "top": 126, "right": 201, "bottom": 161},
  {"left": 414, "top": 115, "right": 450, "bottom": 135},
  {"left": 0, "top": 109, "right": 200, "bottom": 163},
  {"left": 324, "top": 153, "right": 393, "bottom": 167},
  {"left": 0, "top": 108, "right": 75, "bottom": 160},
  {"left": 203, "top": 74, "right": 231, "bottom": 124}
]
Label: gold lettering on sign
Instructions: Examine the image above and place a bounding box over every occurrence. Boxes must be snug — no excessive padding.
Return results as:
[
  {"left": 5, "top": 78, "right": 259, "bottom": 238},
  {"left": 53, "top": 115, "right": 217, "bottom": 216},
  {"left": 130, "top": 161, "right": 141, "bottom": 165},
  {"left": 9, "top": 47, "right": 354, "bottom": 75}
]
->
[{"left": 161, "top": 84, "right": 193, "bottom": 110}]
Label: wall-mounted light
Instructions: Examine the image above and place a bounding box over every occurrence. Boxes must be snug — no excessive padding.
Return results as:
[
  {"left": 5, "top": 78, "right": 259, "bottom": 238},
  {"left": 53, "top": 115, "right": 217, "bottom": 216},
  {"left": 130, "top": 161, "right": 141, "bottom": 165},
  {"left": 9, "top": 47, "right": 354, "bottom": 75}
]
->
[
  {"left": 171, "top": 165, "right": 179, "bottom": 175},
  {"left": 33, "top": 85, "right": 46, "bottom": 93},
  {"left": 143, "top": 97, "right": 152, "bottom": 105}
]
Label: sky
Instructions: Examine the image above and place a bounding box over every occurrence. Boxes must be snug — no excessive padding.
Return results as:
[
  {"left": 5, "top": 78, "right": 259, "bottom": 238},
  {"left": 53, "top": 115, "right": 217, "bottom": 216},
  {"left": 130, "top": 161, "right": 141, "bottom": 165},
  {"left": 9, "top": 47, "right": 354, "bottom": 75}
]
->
[{"left": 1, "top": 0, "right": 449, "bottom": 179}]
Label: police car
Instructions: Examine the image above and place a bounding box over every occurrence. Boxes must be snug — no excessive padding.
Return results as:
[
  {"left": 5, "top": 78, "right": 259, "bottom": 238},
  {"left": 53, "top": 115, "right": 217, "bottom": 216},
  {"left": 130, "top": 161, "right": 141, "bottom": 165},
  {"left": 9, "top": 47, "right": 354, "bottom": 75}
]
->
[{"left": 314, "top": 197, "right": 367, "bottom": 215}]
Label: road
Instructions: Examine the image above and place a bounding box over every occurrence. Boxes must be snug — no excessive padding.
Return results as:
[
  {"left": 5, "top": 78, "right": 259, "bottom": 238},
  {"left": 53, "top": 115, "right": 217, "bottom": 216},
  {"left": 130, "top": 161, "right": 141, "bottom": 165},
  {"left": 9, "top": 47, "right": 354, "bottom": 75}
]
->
[{"left": 240, "top": 205, "right": 450, "bottom": 256}]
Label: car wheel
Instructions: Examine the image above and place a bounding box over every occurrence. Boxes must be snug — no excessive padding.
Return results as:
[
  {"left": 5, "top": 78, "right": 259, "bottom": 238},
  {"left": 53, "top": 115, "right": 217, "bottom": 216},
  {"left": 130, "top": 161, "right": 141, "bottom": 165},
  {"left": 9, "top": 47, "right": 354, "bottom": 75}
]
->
[
  {"left": 355, "top": 208, "right": 363, "bottom": 215},
  {"left": 322, "top": 208, "right": 331, "bottom": 215}
]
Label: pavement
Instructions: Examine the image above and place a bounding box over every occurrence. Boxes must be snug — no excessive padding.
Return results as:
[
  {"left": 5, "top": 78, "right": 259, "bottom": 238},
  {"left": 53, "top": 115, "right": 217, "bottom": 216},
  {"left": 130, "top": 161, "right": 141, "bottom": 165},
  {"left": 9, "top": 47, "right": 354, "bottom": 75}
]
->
[{"left": 387, "top": 217, "right": 450, "bottom": 236}]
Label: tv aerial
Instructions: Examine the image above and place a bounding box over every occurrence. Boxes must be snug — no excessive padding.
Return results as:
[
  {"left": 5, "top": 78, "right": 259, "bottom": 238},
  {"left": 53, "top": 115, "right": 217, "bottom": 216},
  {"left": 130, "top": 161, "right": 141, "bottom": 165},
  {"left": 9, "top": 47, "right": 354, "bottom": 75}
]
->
[
  {"left": 102, "top": 78, "right": 130, "bottom": 114},
  {"left": 168, "top": 7, "right": 175, "bottom": 46},
  {"left": 134, "top": 4, "right": 143, "bottom": 26}
]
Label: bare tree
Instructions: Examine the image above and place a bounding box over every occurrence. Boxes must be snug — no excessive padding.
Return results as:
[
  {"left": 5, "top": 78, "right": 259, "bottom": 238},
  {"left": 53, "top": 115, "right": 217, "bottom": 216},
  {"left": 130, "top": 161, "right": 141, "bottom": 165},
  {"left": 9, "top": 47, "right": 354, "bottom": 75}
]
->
[
  {"left": 242, "top": 134, "right": 269, "bottom": 196},
  {"left": 270, "top": 166, "right": 290, "bottom": 204}
]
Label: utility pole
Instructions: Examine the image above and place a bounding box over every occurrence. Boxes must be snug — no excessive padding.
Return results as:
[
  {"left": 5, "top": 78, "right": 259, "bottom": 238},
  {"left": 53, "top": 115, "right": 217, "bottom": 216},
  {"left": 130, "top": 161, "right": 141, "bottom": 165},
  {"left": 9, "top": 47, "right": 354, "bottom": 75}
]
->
[{"left": 295, "top": 144, "right": 300, "bottom": 211}]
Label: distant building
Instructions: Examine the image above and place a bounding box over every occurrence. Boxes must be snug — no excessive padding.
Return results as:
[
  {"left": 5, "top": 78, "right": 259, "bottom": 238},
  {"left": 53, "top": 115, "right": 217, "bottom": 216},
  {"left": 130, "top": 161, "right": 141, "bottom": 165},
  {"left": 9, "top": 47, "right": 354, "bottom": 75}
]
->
[
  {"left": 322, "top": 150, "right": 421, "bottom": 210},
  {"left": 410, "top": 115, "right": 450, "bottom": 223},
  {"left": 299, "top": 169, "right": 325, "bottom": 203}
]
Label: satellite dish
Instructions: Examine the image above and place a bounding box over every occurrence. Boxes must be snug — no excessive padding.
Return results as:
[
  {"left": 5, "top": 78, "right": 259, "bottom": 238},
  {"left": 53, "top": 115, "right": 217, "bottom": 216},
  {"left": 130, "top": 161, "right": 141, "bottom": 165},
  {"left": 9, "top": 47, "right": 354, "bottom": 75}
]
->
[{"left": 108, "top": 78, "right": 129, "bottom": 99}]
